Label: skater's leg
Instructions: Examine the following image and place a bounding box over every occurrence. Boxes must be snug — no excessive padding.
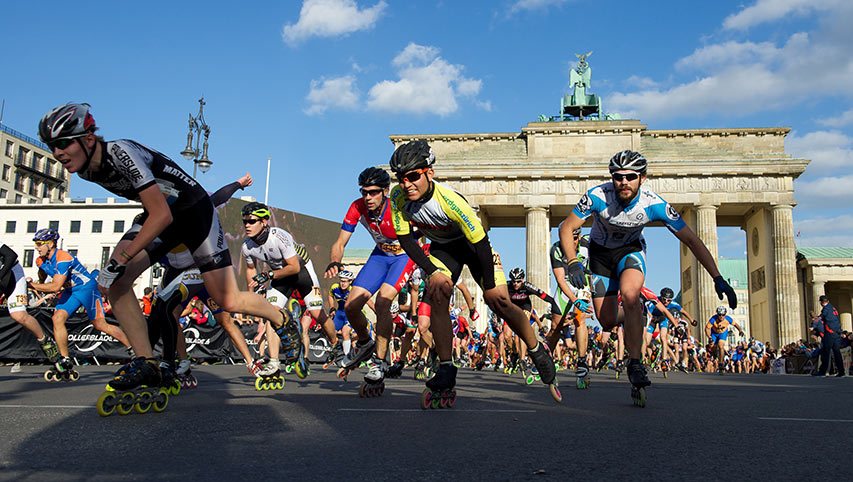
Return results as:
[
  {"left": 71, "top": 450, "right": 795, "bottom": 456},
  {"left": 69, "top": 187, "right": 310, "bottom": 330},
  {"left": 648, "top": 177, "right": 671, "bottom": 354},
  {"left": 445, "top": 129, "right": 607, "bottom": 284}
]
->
[
  {"left": 343, "top": 287, "right": 374, "bottom": 341},
  {"left": 51, "top": 309, "right": 71, "bottom": 358},
  {"left": 217, "top": 311, "right": 253, "bottom": 363},
  {"left": 106, "top": 245, "right": 156, "bottom": 357},
  {"left": 373, "top": 284, "right": 397, "bottom": 361},
  {"left": 201, "top": 267, "right": 285, "bottom": 330},
  {"left": 10, "top": 310, "right": 45, "bottom": 339}
]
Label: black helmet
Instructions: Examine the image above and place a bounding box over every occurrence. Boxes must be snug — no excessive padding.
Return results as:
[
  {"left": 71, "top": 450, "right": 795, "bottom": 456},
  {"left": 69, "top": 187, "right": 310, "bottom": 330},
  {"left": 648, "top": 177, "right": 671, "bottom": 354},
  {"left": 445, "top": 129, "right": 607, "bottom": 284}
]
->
[
  {"left": 358, "top": 167, "right": 390, "bottom": 188},
  {"left": 39, "top": 103, "right": 96, "bottom": 145},
  {"left": 242, "top": 201, "right": 270, "bottom": 219},
  {"left": 608, "top": 150, "right": 647, "bottom": 174},
  {"left": 389, "top": 140, "right": 435, "bottom": 174},
  {"left": 509, "top": 267, "right": 525, "bottom": 281},
  {"left": 716, "top": 306, "right": 727, "bottom": 316},
  {"left": 660, "top": 287, "right": 674, "bottom": 300},
  {"left": 668, "top": 306, "right": 681, "bottom": 319}
]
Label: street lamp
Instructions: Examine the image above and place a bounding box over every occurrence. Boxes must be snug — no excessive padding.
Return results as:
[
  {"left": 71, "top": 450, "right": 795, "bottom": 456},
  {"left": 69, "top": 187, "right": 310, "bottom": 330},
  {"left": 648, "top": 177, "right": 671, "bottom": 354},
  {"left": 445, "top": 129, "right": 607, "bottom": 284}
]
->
[{"left": 180, "top": 97, "right": 212, "bottom": 178}]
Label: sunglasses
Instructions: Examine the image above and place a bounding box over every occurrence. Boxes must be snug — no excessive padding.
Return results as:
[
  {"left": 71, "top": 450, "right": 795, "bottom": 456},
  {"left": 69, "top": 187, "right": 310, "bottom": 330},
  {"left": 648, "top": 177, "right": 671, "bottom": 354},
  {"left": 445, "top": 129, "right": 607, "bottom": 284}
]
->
[
  {"left": 396, "top": 168, "right": 429, "bottom": 184},
  {"left": 612, "top": 172, "right": 640, "bottom": 182},
  {"left": 661, "top": 298, "right": 672, "bottom": 303},
  {"left": 34, "top": 240, "right": 51, "bottom": 246},
  {"left": 360, "top": 188, "right": 384, "bottom": 197},
  {"left": 242, "top": 218, "right": 261, "bottom": 225},
  {"left": 48, "top": 137, "right": 81, "bottom": 151}
]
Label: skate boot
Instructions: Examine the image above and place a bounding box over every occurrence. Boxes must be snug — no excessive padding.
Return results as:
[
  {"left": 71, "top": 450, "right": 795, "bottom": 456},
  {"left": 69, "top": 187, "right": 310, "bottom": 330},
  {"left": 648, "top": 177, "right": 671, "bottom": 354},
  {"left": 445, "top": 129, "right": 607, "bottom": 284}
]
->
[
  {"left": 425, "top": 351, "right": 438, "bottom": 379},
  {"left": 158, "top": 361, "right": 181, "bottom": 396},
  {"left": 627, "top": 359, "right": 651, "bottom": 408},
  {"left": 615, "top": 359, "right": 625, "bottom": 380},
  {"left": 527, "top": 342, "right": 562, "bottom": 403},
  {"left": 326, "top": 339, "right": 345, "bottom": 369},
  {"left": 360, "top": 355, "right": 387, "bottom": 398},
  {"left": 255, "top": 358, "right": 284, "bottom": 391},
  {"left": 338, "top": 337, "right": 375, "bottom": 380},
  {"left": 38, "top": 335, "right": 60, "bottom": 362},
  {"left": 525, "top": 362, "right": 541, "bottom": 386},
  {"left": 276, "top": 309, "right": 309, "bottom": 379},
  {"left": 44, "top": 356, "right": 79, "bottom": 382},
  {"left": 420, "top": 362, "right": 457, "bottom": 409},
  {"left": 96, "top": 358, "right": 168, "bottom": 417},
  {"left": 676, "top": 361, "right": 688, "bottom": 374},
  {"left": 519, "top": 359, "right": 528, "bottom": 377},
  {"left": 175, "top": 359, "right": 198, "bottom": 389},
  {"left": 386, "top": 361, "right": 404, "bottom": 379},
  {"left": 248, "top": 359, "right": 264, "bottom": 377},
  {"left": 414, "top": 359, "right": 426, "bottom": 381},
  {"left": 575, "top": 359, "right": 590, "bottom": 389}
]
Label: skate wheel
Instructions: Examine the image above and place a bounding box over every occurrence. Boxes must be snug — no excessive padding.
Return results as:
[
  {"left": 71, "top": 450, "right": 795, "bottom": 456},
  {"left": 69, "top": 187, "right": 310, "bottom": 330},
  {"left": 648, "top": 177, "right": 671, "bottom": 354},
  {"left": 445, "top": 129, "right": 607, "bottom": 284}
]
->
[
  {"left": 276, "top": 379, "right": 285, "bottom": 390},
  {"left": 152, "top": 388, "right": 169, "bottom": 413},
  {"left": 631, "top": 387, "right": 646, "bottom": 408},
  {"left": 44, "top": 371, "right": 54, "bottom": 382},
  {"left": 116, "top": 393, "right": 135, "bottom": 415},
  {"left": 438, "top": 393, "right": 448, "bottom": 409},
  {"left": 69, "top": 371, "right": 80, "bottom": 382},
  {"left": 378, "top": 384, "right": 385, "bottom": 396},
  {"left": 255, "top": 377, "right": 264, "bottom": 391},
  {"left": 420, "top": 389, "right": 432, "bottom": 410},
  {"left": 135, "top": 396, "right": 152, "bottom": 414},
  {"left": 190, "top": 376, "right": 198, "bottom": 388},
  {"left": 295, "top": 363, "right": 307, "bottom": 379},
  {"left": 526, "top": 375, "right": 534, "bottom": 385},
  {"left": 663, "top": 370, "right": 668, "bottom": 379},
  {"left": 430, "top": 392, "right": 441, "bottom": 409},
  {"left": 550, "top": 384, "right": 563, "bottom": 403},
  {"left": 169, "top": 380, "right": 181, "bottom": 396},
  {"left": 96, "top": 391, "right": 117, "bottom": 417},
  {"left": 284, "top": 364, "right": 293, "bottom": 374},
  {"left": 447, "top": 390, "right": 457, "bottom": 407}
]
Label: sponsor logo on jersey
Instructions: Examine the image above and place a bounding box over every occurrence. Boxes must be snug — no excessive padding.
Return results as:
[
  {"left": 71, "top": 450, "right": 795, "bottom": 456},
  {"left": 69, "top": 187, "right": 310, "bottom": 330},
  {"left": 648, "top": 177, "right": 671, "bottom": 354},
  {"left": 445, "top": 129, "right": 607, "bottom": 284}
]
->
[
  {"left": 666, "top": 204, "right": 680, "bottom": 221},
  {"left": 162, "top": 164, "right": 198, "bottom": 187},
  {"left": 576, "top": 193, "right": 592, "bottom": 214},
  {"left": 110, "top": 144, "right": 144, "bottom": 183}
]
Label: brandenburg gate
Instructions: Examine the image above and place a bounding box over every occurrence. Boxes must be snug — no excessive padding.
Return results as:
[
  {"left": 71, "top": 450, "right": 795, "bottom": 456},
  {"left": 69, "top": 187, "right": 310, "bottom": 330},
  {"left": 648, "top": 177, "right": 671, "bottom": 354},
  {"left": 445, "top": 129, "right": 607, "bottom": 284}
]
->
[{"left": 388, "top": 121, "right": 809, "bottom": 346}]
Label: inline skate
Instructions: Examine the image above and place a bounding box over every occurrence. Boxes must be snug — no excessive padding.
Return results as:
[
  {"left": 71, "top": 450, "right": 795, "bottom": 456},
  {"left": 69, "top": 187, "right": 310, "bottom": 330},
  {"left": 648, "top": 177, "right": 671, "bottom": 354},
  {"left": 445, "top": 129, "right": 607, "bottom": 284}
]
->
[
  {"left": 337, "top": 338, "right": 375, "bottom": 381},
  {"left": 96, "top": 358, "right": 168, "bottom": 417},
  {"left": 627, "top": 359, "right": 651, "bottom": 408},
  {"left": 528, "top": 342, "right": 562, "bottom": 403},
  {"left": 525, "top": 362, "right": 541, "bottom": 386},
  {"left": 159, "top": 361, "right": 181, "bottom": 396},
  {"left": 175, "top": 359, "right": 198, "bottom": 389},
  {"left": 575, "top": 359, "right": 590, "bottom": 389},
  {"left": 386, "top": 360, "right": 404, "bottom": 379},
  {"left": 276, "top": 308, "right": 309, "bottom": 379},
  {"left": 44, "top": 356, "right": 79, "bottom": 382},
  {"left": 420, "top": 362, "right": 457, "bottom": 409},
  {"left": 359, "top": 355, "right": 386, "bottom": 398},
  {"left": 255, "top": 358, "right": 284, "bottom": 391}
]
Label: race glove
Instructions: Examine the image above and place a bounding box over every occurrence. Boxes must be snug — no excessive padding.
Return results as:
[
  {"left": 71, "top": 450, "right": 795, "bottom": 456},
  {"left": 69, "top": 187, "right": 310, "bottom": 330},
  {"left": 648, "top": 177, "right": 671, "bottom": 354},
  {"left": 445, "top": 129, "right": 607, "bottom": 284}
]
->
[
  {"left": 469, "top": 308, "right": 480, "bottom": 321},
  {"left": 253, "top": 270, "right": 274, "bottom": 286},
  {"left": 714, "top": 275, "right": 737, "bottom": 309},
  {"left": 566, "top": 258, "right": 586, "bottom": 290},
  {"left": 98, "top": 259, "right": 126, "bottom": 290}
]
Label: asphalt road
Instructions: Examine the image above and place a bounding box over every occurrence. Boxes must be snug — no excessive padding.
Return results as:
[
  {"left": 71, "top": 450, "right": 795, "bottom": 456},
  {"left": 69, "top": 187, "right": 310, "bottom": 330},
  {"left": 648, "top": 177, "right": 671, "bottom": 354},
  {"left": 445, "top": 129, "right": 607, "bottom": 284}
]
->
[{"left": 0, "top": 363, "right": 850, "bottom": 481}]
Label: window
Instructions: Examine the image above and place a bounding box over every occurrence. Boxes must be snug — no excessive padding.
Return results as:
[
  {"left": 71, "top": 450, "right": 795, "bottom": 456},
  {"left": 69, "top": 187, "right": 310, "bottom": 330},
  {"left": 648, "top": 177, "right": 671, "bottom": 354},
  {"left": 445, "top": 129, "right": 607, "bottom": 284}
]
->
[
  {"left": 70, "top": 220, "right": 81, "bottom": 233},
  {"left": 28, "top": 179, "right": 38, "bottom": 196},
  {"left": 26, "top": 221, "right": 37, "bottom": 233},
  {"left": 17, "top": 146, "right": 29, "bottom": 165},
  {"left": 5, "top": 221, "right": 15, "bottom": 233},
  {"left": 57, "top": 186, "right": 65, "bottom": 199},
  {"left": 2, "top": 164, "right": 9, "bottom": 181},
  {"left": 49, "top": 220, "right": 59, "bottom": 230},
  {"left": 68, "top": 249, "right": 77, "bottom": 257},
  {"left": 92, "top": 220, "right": 102, "bottom": 233},
  {"left": 738, "top": 293, "right": 745, "bottom": 302},
  {"left": 14, "top": 173, "right": 24, "bottom": 191},
  {"left": 114, "top": 220, "right": 125, "bottom": 233},
  {"left": 42, "top": 183, "right": 50, "bottom": 198},
  {"left": 739, "top": 308, "right": 745, "bottom": 315},
  {"left": 14, "top": 194, "right": 22, "bottom": 204},
  {"left": 101, "top": 247, "right": 111, "bottom": 269},
  {"left": 47, "top": 159, "right": 55, "bottom": 178},
  {"left": 0, "top": 188, "right": 6, "bottom": 200},
  {"left": 4, "top": 141, "right": 13, "bottom": 157},
  {"left": 23, "top": 249, "right": 34, "bottom": 268}
]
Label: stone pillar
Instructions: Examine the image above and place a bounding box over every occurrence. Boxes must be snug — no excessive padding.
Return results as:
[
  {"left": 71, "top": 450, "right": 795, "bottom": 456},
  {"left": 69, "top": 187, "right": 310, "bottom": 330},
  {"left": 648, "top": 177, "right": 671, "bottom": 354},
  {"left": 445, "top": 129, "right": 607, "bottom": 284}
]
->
[
  {"left": 695, "top": 204, "right": 719, "bottom": 330},
  {"left": 525, "top": 205, "right": 550, "bottom": 314},
  {"left": 810, "top": 280, "right": 825, "bottom": 320},
  {"left": 772, "top": 204, "right": 802, "bottom": 345}
]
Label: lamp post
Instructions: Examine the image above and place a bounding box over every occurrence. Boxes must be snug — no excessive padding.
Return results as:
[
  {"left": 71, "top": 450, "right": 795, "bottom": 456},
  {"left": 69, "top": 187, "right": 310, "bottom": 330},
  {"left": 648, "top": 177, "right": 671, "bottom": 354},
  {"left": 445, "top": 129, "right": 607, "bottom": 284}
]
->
[{"left": 180, "top": 97, "right": 212, "bottom": 178}]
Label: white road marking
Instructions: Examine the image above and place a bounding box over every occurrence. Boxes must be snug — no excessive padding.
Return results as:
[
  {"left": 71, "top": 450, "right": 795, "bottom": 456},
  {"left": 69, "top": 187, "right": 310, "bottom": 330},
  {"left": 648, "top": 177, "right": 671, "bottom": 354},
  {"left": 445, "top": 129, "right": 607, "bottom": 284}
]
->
[
  {"left": 759, "top": 417, "right": 853, "bottom": 423},
  {"left": 339, "top": 408, "right": 536, "bottom": 413},
  {"left": 0, "top": 404, "right": 90, "bottom": 409}
]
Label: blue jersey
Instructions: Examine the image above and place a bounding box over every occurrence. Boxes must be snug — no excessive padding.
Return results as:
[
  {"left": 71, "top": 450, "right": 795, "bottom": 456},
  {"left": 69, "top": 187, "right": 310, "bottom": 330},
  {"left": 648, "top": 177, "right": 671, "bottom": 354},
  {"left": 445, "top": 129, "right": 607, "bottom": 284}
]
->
[
  {"left": 329, "top": 282, "right": 350, "bottom": 311},
  {"left": 36, "top": 249, "right": 95, "bottom": 289},
  {"left": 652, "top": 300, "right": 682, "bottom": 319},
  {"left": 572, "top": 183, "right": 686, "bottom": 249},
  {"left": 707, "top": 315, "right": 734, "bottom": 334}
]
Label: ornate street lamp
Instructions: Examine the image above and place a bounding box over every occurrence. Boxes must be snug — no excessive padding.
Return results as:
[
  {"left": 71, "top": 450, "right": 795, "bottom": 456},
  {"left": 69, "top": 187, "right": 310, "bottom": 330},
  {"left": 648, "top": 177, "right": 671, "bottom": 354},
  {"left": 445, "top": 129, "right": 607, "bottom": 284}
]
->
[{"left": 180, "top": 97, "right": 212, "bottom": 178}]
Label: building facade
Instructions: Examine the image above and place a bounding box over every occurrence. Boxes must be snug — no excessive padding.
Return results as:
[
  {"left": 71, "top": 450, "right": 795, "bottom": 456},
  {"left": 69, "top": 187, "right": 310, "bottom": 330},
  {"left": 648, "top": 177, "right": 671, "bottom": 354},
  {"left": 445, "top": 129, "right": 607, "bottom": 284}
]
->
[{"left": 0, "top": 123, "right": 69, "bottom": 204}]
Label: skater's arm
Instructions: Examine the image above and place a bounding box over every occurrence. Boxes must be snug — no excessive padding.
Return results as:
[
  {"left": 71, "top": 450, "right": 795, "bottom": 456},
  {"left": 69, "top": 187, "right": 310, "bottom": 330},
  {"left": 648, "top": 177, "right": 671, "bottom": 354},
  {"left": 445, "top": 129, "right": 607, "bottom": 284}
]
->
[
  {"left": 326, "top": 229, "right": 353, "bottom": 278},
  {"left": 397, "top": 232, "right": 438, "bottom": 275},
  {"left": 271, "top": 255, "right": 300, "bottom": 280},
  {"left": 0, "top": 244, "right": 18, "bottom": 280},
  {"left": 455, "top": 281, "right": 475, "bottom": 311},
  {"left": 246, "top": 263, "right": 259, "bottom": 291},
  {"left": 29, "top": 272, "right": 67, "bottom": 293},
  {"left": 552, "top": 266, "right": 578, "bottom": 303}
]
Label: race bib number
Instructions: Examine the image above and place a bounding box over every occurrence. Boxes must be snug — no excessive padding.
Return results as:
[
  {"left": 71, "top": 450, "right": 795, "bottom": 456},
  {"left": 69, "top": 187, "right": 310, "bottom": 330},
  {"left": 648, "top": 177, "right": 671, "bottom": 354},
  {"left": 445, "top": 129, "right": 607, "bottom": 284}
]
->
[
  {"left": 206, "top": 297, "right": 219, "bottom": 311},
  {"left": 492, "top": 252, "right": 503, "bottom": 270},
  {"left": 379, "top": 242, "right": 403, "bottom": 254},
  {"left": 16, "top": 295, "right": 27, "bottom": 305}
]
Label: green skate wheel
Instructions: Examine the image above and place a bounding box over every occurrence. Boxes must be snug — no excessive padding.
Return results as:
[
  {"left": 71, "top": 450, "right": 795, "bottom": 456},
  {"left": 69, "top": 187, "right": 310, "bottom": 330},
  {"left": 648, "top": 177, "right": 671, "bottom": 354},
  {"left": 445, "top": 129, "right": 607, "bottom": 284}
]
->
[
  {"left": 116, "top": 393, "right": 135, "bottom": 415},
  {"left": 169, "top": 380, "right": 181, "bottom": 396},
  {"left": 284, "top": 364, "right": 293, "bottom": 374},
  {"left": 135, "top": 395, "right": 152, "bottom": 414},
  {"left": 152, "top": 389, "right": 169, "bottom": 413},
  {"left": 96, "top": 391, "right": 117, "bottom": 417},
  {"left": 295, "top": 363, "right": 308, "bottom": 379},
  {"left": 526, "top": 375, "right": 534, "bottom": 385},
  {"left": 277, "top": 379, "right": 285, "bottom": 390}
]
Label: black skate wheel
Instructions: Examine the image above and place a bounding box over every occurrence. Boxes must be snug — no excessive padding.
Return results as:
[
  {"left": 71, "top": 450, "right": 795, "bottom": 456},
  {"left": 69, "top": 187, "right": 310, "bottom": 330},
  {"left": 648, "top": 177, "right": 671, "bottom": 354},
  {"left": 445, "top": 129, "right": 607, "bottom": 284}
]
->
[
  {"left": 96, "top": 391, "right": 117, "bottom": 417},
  {"left": 152, "top": 388, "right": 169, "bottom": 413},
  {"left": 116, "top": 393, "right": 135, "bottom": 415},
  {"left": 378, "top": 384, "right": 385, "bottom": 396},
  {"left": 358, "top": 382, "right": 367, "bottom": 397}
]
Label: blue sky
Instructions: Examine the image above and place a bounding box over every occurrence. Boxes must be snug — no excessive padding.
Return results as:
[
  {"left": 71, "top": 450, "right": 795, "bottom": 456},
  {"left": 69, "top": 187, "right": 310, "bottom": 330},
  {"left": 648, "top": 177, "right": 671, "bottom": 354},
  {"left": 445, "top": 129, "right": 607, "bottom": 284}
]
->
[{"left": 2, "top": 0, "right": 851, "bottom": 294}]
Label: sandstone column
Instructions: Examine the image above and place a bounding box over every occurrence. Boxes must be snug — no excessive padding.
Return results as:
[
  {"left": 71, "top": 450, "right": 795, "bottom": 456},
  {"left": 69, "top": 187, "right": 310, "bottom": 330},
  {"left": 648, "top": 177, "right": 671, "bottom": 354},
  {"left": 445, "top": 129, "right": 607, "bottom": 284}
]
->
[
  {"left": 810, "top": 280, "right": 825, "bottom": 320},
  {"left": 525, "top": 205, "right": 550, "bottom": 315},
  {"left": 696, "top": 204, "right": 719, "bottom": 331},
  {"left": 772, "top": 204, "right": 802, "bottom": 345}
]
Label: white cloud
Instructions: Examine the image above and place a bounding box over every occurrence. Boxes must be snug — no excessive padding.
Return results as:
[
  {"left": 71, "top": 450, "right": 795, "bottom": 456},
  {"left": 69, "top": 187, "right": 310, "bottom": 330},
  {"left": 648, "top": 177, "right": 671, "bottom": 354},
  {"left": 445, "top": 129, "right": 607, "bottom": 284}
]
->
[
  {"left": 510, "top": 0, "right": 570, "bottom": 13},
  {"left": 795, "top": 174, "right": 853, "bottom": 199},
  {"left": 282, "top": 0, "right": 387, "bottom": 46},
  {"left": 304, "top": 75, "right": 359, "bottom": 115},
  {"left": 787, "top": 130, "right": 853, "bottom": 172},
  {"left": 367, "top": 43, "right": 486, "bottom": 116},
  {"left": 608, "top": 4, "right": 853, "bottom": 121},
  {"left": 794, "top": 214, "right": 853, "bottom": 247},
  {"left": 624, "top": 75, "right": 659, "bottom": 89},
  {"left": 817, "top": 108, "right": 853, "bottom": 127},
  {"left": 723, "top": 0, "right": 843, "bottom": 30}
]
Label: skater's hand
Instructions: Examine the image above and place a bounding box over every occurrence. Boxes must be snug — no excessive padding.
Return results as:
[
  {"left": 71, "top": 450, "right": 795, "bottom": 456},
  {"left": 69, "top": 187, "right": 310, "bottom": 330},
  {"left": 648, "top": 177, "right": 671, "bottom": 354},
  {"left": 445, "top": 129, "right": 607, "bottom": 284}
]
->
[
  {"left": 325, "top": 261, "right": 344, "bottom": 279},
  {"left": 425, "top": 271, "right": 453, "bottom": 301},
  {"left": 97, "top": 259, "right": 126, "bottom": 298},
  {"left": 237, "top": 172, "right": 253, "bottom": 189},
  {"left": 566, "top": 259, "right": 586, "bottom": 290},
  {"left": 714, "top": 275, "right": 737, "bottom": 309}
]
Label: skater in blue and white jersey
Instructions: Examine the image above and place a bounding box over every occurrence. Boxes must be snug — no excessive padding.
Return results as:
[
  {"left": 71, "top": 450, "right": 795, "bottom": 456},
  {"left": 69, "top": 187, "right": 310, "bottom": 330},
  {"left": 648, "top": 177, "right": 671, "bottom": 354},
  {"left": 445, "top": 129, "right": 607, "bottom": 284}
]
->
[{"left": 558, "top": 150, "right": 738, "bottom": 406}]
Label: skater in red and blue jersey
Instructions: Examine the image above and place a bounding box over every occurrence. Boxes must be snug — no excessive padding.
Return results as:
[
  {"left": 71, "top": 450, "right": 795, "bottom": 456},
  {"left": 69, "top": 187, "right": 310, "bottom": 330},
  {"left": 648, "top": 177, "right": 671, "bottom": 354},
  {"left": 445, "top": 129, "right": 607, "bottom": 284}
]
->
[
  {"left": 29, "top": 228, "right": 132, "bottom": 377},
  {"left": 325, "top": 167, "right": 416, "bottom": 392}
]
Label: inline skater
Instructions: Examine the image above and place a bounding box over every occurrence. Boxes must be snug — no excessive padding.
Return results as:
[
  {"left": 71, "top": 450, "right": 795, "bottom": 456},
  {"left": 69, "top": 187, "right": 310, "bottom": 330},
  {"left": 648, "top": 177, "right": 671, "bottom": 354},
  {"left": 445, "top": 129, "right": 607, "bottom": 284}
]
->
[
  {"left": 29, "top": 228, "right": 132, "bottom": 380},
  {"left": 328, "top": 270, "right": 359, "bottom": 361},
  {"left": 40, "top": 103, "right": 293, "bottom": 415},
  {"left": 0, "top": 243, "right": 62, "bottom": 372},
  {"left": 389, "top": 140, "right": 560, "bottom": 408},
  {"left": 324, "top": 167, "right": 417, "bottom": 396},
  {"left": 705, "top": 306, "right": 744, "bottom": 374},
  {"left": 505, "top": 267, "right": 560, "bottom": 379},
  {"left": 242, "top": 201, "right": 340, "bottom": 382},
  {"left": 638, "top": 286, "right": 678, "bottom": 373},
  {"left": 643, "top": 287, "right": 695, "bottom": 371},
  {"left": 558, "top": 150, "right": 737, "bottom": 407}
]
